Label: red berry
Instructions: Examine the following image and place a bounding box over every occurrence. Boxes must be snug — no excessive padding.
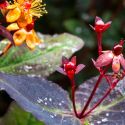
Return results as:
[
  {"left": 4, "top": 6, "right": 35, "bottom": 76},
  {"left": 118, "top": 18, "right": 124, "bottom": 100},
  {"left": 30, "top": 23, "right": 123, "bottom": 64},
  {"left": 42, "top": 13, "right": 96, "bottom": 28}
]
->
[
  {"left": 26, "top": 21, "right": 34, "bottom": 32},
  {"left": 24, "top": 2, "right": 31, "bottom": 10}
]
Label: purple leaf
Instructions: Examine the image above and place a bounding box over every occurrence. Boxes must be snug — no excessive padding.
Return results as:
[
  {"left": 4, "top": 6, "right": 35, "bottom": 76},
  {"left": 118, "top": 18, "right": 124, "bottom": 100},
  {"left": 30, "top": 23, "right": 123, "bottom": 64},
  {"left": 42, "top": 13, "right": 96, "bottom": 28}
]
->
[
  {"left": 0, "top": 73, "right": 81, "bottom": 125},
  {"left": 0, "top": 25, "right": 14, "bottom": 45},
  {"left": 76, "top": 76, "right": 125, "bottom": 125}
]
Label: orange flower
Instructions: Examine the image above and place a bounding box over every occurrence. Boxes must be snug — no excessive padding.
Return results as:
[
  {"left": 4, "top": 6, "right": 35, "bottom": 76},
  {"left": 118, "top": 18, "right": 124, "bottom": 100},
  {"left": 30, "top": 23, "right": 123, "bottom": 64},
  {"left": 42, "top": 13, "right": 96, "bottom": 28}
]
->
[
  {"left": 13, "top": 28, "right": 41, "bottom": 50},
  {"left": 1, "top": 0, "right": 47, "bottom": 49},
  {"left": 6, "top": 0, "right": 47, "bottom": 23}
]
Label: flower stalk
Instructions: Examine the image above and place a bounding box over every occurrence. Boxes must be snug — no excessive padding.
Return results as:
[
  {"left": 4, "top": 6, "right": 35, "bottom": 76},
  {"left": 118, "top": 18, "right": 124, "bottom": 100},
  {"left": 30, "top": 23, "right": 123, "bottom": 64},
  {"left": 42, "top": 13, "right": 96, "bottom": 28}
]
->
[
  {"left": 70, "top": 78, "right": 79, "bottom": 117},
  {"left": 97, "top": 32, "right": 102, "bottom": 55},
  {"left": 57, "top": 16, "right": 125, "bottom": 121},
  {"left": 78, "top": 65, "right": 109, "bottom": 118}
]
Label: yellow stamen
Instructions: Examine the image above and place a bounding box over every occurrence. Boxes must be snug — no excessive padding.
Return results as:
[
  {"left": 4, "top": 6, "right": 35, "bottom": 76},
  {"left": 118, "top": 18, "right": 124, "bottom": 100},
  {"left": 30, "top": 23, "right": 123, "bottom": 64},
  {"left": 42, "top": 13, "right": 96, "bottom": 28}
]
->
[{"left": 30, "top": 0, "right": 47, "bottom": 18}]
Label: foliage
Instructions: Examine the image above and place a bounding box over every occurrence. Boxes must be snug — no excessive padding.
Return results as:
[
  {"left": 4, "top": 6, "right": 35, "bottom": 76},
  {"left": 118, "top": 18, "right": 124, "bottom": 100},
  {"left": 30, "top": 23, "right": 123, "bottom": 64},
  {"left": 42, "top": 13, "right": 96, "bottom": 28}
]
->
[
  {"left": 0, "top": 102, "right": 44, "bottom": 125},
  {"left": 0, "top": 0, "right": 125, "bottom": 125},
  {"left": 0, "top": 33, "right": 83, "bottom": 77},
  {"left": 0, "top": 74, "right": 125, "bottom": 125}
]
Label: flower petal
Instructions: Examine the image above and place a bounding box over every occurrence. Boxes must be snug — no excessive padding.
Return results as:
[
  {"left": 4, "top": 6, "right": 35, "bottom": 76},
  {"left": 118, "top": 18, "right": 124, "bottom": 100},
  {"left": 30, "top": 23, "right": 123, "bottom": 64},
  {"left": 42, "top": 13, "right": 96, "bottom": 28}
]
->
[
  {"left": 6, "top": 23, "right": 19, "bottom": 31},
  {"left": 26, "top": 31, "right": 36, "bottom": 50},
  {"left": 32, "top": 30, "right": 41, "bottom": 44},
  {"left": 89, "top": 24, "right": 95, "bottom": 31},
  {"left": 95, "top": 16, "right": 104, "bottom": 25},
  {"left": 103, "top": 21, "right": 112, "bottom": 32},
  {"left": 92, "top": 58, "right": 100, "bottom": 70},
  {"left": 62, "top": 56, "right": 69, "bottom": 65},
  {"left": 13, "top": 29, "right": 26, "bottom": 46},
  {"left": 6, "top": 7, "right": 21, "bottom": 23},
  {"left": 56, "top": 67, "right": 66, "bottom": 75},
  {"left": 7, "top": 4, "right": 17, "bottom": 9},
  {"left": 120, "top": 55, "right": 125, "bottom": 70},
  {"left": 71, "top": 56, "right": 76, "bottom": 65},
  {"left": 17, "top": 13, "right": 32, "bottom": 28},
  {"left": 95, "top": 51, "right": 113, "bottom": 67},
  {"left": 112, "top": 56, "right": 120, "bottom": 73},
  {"left": 16, "top": 0, "right": 25, "bottom": 4},
  {"left": 75, "top": 64, "right": 85, "bottom": 74}
]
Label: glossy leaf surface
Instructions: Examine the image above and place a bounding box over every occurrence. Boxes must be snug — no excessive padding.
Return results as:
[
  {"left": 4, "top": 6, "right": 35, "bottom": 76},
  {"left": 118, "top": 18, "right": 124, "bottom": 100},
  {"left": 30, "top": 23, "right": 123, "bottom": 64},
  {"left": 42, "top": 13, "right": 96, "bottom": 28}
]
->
[
  {"left": 0, "top": 33, "right": 84, "bottom": 77},
  {"left": 76, "top": 76, "right": 125, "bottom": 125},
  {"left": 0, "top": 73, "right": 81, "bottom": 125}
]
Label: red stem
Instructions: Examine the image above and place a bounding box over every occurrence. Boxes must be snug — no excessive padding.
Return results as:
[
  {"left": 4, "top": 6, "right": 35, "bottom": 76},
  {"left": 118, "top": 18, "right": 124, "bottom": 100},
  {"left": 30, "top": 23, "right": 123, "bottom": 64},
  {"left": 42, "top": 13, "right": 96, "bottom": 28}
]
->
[
  {"left": 83, "top": 75, "right": 121, "bottom": 118},
  {"left": 71, "top": 78, "right": 79, "bottom": 117},
  {"left": 83, "top": 87, "right": 112, "bottom": 118},
  {"left": 78, "top": 67, "right": 109, "bottom": 119},
  {"left": 97, "top": 32, "right": 102, "bottom": 56},
  {"left": 78, "top": 73, "right": 104, "bottom": 118}
]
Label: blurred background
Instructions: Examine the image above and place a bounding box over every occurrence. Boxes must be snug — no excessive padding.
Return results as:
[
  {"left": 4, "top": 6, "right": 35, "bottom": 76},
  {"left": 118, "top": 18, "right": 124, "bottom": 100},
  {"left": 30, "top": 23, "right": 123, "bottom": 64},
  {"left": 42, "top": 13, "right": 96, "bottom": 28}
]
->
[{"left": 36, "top": 0, "right": 125, "bottom": 89}]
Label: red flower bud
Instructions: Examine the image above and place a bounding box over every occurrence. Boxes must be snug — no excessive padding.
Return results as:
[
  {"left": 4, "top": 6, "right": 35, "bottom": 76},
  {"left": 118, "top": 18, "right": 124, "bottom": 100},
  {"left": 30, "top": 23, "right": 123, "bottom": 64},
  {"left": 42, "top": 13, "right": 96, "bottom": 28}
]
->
[
  {"left": 113, "top": 40, "right": 124, "bottom": 56},
  {"left": 90, "top": 16, "right": 111, "bottom": 33},
  {"left": 95, "top": 40, "right": 125, "bottom": 73},
  {"left": 0, "top": 0, "right": 8, "bottom": 9},
  {"left": 57, "top": 56, "right": 85, "bottom": 79},
  {"left": 26, "top": 21, "right": 34, "bottom": 32}
]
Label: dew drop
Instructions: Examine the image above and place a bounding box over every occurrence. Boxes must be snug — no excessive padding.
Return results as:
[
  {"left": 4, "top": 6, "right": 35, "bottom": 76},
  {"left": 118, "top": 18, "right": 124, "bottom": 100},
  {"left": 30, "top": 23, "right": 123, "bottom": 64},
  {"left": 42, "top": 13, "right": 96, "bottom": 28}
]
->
[
  {"left": 59, "top": 103, "right": 62, "bottom": 106},
  {"left": 37, "top": 97, "right": 43, "bottom": 103},
  {"left": 122, "top": 110, "right": 125, "bottom": 113},
  {"left": 45, "top": 102, "right": 47, "bottom": 105},
  {"left": 49, "top": 98, "right": 52, "bottom": 102},
  {"left": 50, "top": 115, "right": 54, "bottom": 119},
  {"left": 24, "top": 65, "right": 33, "bottom": 72},
  {"left": 97, "top": 121, "right": 101, "bottom": 124},
  {"left": 61, "top": 101, "right": 65, "bottom": 103},
  {"left": 44, "top": 97, "right": 47, "bottom": 101},
  {"left": 106, "top": 113, "right": 109, "bottom": 117},
  {"left": 102, "top": 118, "right": 108, "bottom": 122}
]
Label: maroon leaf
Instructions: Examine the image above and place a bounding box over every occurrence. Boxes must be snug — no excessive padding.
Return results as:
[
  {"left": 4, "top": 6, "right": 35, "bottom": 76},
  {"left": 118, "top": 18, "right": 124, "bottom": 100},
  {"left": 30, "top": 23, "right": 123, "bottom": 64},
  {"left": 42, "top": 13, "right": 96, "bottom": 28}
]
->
[{"left": 0, "top": 25, "right": 14, "bottom": 45}]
